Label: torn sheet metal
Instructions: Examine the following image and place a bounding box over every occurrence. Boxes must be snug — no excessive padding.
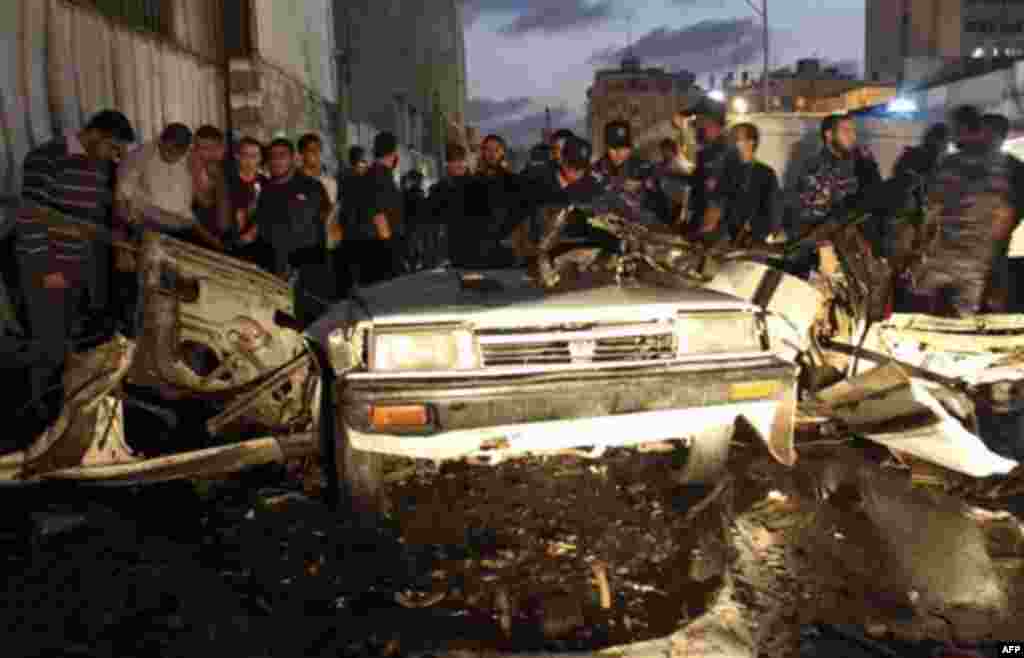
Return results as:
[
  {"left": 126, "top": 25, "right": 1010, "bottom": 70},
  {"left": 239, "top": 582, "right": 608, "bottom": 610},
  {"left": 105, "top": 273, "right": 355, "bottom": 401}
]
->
[
  {"left": 705, "top": 261, "right": 823, "bottom": 358},
  {"left": 38, "top": 433, "right": 317, "bottom": 485},
  {"left": 19, "top": 335, "right": 137, "bottom": 479},
  {"left": 874, "top": 314, "right": 1024, "bottom": 360},
  {"left": 815, "top": 363, "right": 1018, "bottom": 478},
  {"left": 128, "top": 231, "right": 315, "bottom": 431}
]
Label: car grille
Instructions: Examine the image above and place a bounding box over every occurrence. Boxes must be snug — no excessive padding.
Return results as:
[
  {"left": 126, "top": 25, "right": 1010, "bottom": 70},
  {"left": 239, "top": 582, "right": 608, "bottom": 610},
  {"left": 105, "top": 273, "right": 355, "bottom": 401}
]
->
[{"left": 477, "top": 323, "right": 677, "bottom": 367}]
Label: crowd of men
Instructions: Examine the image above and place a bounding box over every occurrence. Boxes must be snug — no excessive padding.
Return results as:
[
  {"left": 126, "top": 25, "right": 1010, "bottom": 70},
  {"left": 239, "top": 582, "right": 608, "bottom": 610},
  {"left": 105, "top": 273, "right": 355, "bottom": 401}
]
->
[{"left": 5, "top": 96, "right": 1023, "bottom": 426}]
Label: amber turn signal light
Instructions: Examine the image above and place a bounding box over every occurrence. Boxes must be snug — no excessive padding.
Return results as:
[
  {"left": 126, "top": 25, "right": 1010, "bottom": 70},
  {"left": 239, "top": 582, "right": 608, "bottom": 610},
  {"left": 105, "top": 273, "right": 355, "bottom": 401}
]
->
[{"left": 369, "top": 404, "right": 430, "bottom": 430}]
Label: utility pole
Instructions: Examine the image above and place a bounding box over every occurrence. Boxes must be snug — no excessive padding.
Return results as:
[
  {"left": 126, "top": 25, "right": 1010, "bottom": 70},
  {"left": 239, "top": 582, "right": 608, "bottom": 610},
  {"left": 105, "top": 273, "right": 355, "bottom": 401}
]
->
[{"left": 744, "top": 0, "right": 769, "bottom": 112}]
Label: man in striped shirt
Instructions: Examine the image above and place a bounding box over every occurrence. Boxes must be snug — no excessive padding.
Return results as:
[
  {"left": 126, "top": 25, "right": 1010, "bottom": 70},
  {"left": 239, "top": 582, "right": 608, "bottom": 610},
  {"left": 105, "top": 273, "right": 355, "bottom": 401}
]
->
[{"left": 15, "top": 109, "right": 135, "bottom": 422}]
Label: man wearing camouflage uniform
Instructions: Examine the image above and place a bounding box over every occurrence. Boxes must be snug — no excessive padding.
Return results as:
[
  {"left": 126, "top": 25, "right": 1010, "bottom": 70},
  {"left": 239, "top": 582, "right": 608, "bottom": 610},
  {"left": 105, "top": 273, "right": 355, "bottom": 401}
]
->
[
  {"left": 683, "top": 98, "right": 743, "bottom": 241},
  {"left": 915, "top": 105, "right": 1021, "bottom": 316},
  {"left": 591, "top": 120, "right": 663, "bottom": 225}
]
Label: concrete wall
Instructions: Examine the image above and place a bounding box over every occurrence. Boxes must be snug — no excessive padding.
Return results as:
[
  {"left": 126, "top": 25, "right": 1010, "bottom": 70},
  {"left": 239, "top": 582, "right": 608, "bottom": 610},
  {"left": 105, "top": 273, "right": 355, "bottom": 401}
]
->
[
  {"left": 866, "top": 0, "right": 904, "bottom": 82},
  {"left": 918, "top": 60, "right": 1024, "bottom": 129},
  {"left": 252, "top": 0, "right": 336, "bottom": 103},
  {"left": 744, "top": 114, "right": 925, "bottom": 185},
  {"left": 231, "top": 58, "right": 340, "bottom": 171},
  {"left": 336, "top": 0, "right": 467, "bottom": 160},
  {"left": 228, "top": 0, "right": 341, "bottom": 171}
]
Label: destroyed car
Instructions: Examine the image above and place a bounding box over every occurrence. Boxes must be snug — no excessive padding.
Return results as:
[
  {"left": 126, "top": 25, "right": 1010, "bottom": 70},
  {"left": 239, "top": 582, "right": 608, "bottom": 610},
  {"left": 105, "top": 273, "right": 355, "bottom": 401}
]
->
[
  {"left": 1, "top": 228, "right": 320, "bottom": 485},
  {"left": 307, "top": 206, "right": 802, "bottom": 514},
  {"left": 3, "top": 200, "right": 1019, "bottom": 505}
]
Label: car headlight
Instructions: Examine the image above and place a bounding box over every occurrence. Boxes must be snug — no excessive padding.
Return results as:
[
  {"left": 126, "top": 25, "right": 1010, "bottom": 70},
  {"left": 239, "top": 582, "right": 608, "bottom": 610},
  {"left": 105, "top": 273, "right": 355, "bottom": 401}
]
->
[
  {"left": 371, "top": 327, "right": 478, "bottom": 372},
  {"left": 676, "top": 312, "right": 762, "bottom": 354},
  {"left": 327, "top": 325, "right": 368, "bottom": 373}
]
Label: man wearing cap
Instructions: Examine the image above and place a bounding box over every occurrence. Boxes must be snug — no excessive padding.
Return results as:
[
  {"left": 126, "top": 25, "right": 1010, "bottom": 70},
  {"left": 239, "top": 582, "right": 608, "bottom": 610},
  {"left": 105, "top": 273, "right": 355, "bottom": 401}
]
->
[
  {"left": 684, "top": 97, "right": 743, "bottom": 241},
  {"left": 522, "top": 135, "right": 606, "bottom": 250},
  {"left": 549, "top": 129, "right": 575, "bottom": 169},
  {"left": 592, "top": 120, "right": 663, "bottom": 224}
]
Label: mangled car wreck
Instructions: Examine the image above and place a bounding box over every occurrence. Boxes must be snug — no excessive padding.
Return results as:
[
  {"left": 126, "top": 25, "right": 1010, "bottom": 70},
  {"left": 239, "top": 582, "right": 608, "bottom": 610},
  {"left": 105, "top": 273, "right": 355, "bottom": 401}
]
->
[
  {"left": 2, "top": 229, "right": 320, "bottom": 484},
  {"left": 307, "top": 210, "right": 800, "bottom": 514},
  {"left": 1, "top": 199, "right": 1021, "bottom": 507}
]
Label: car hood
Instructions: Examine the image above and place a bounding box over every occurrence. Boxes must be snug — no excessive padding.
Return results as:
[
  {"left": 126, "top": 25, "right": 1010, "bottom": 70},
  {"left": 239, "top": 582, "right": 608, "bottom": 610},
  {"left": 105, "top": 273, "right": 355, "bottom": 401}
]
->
[{"left": 329, "top": 268, "right": 755, "bottom": 330}]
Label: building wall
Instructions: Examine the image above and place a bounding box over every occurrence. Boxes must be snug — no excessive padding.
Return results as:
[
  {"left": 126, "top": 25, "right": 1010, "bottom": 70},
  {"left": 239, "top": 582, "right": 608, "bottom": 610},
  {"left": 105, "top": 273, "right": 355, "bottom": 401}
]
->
[
  {"left": 865, "top": 0, "right": 962, "bottom": 83},
  {"left": 587, "top": 67, "right": 700, "bottom": 157},
  {"left": 963, "top": 0, "right": 1024, "bottom": 56},
  {"left": 252, "top": 0, "right": 336, "bottom": 102},
  {"left": 1, "top": 0, "right": 225, "bottom": 207},
  {"left": 866, "top": 0, "right": 1024, "bottom": 83},
  {"left": 334, "top": 0, "right": 467, "bottom": 162},
  {"left": 917, "top": 58, "right": 1024, "bottom": 126},
  {"left": 866, "top": 0, "right": 905, "bottom": 83},
  {"left": 732, "top": 78, "right": 864, "bottom": 114},
  {"left": 228, "top": 0, "right": 341, "bottom": 171}
]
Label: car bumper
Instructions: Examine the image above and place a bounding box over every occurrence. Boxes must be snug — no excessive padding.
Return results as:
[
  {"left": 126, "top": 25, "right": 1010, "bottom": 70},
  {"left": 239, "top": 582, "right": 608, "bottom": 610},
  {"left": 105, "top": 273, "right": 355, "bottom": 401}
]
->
[{"left": 339, "top": 357, "right": 796, "bottom": 463}]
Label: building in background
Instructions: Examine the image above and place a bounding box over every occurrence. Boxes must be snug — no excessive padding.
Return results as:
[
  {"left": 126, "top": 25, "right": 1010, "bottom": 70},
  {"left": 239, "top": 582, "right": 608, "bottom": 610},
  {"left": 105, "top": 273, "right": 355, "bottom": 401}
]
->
[
  {"left": 0, "top": 0, "right": 340, "bottom": 205},
  {"left": 229, "top": 0, "right": 339, "bottom": 165},
  {"left": 586, "top": 53, "right": 700, "bottom": 158},
  {"left": 866, "top": 0, "right": 1024, "bottom": 85},
  {"left": 725, "top": 59, "right": 895, "bottom": 114},
  {"left": 334, "top": 0, "right": 468, "bottom": 174}
]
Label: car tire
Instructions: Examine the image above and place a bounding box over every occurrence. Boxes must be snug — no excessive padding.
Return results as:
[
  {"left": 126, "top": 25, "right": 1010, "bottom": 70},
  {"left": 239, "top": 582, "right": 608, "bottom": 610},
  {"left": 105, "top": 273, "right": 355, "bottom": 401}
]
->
[{"left": 675, "top": 422, "right": 735, "bottom": 485}]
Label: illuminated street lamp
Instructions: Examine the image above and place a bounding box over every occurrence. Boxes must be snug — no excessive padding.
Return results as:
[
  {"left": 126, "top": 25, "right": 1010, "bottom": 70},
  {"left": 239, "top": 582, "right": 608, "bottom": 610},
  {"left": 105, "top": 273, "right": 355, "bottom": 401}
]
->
[{"left": 887, "top": 97, "right": 918, "bottom": 114}]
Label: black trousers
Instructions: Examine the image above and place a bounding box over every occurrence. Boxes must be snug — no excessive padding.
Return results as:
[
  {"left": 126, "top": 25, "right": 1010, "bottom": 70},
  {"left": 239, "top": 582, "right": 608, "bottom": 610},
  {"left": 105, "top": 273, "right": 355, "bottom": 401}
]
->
[
  {"left": 294, "top": 262, "right": 338, "bottom": 326},
  {"left": 18, "top": 263, "right": 85, "bottom": 413}
]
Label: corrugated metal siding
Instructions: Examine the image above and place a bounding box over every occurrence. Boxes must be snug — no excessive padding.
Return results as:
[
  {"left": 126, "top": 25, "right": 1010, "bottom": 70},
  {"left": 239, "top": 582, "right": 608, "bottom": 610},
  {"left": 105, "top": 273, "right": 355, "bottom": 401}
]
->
[{"left": 1, "top": 0, "right": 224, "bottom": 204}]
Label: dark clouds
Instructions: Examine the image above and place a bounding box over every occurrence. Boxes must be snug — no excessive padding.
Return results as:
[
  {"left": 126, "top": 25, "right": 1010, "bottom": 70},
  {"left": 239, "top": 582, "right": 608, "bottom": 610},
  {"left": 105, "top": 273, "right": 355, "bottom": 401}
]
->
[
  {"left": 477, "top": 105, "right": 587, "bottom": 147},
  {"left": 588, "top": 18, "right": 781, "bottom": 77},
  {"left": 466, "top": 96, "right": 534, "bottom": 123},
  {"left": 464, "top": 0, "right": 619, "bottom": 36},
  {"left": 499, "top": 0, "right": 617, "bottom": 36}
]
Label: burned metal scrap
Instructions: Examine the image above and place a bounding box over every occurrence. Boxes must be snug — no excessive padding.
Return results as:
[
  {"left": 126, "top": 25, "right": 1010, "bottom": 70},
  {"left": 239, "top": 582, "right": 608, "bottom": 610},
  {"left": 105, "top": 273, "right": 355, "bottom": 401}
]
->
[{"left": 533, "top": 202, "right": 1023, "bottom": 480}]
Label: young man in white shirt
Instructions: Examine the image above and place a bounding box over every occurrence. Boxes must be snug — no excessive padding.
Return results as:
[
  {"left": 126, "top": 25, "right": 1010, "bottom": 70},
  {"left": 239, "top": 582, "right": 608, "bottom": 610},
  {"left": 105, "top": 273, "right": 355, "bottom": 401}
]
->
[{"left": 115, "top": 123, "right": 195, "bottom": 236}]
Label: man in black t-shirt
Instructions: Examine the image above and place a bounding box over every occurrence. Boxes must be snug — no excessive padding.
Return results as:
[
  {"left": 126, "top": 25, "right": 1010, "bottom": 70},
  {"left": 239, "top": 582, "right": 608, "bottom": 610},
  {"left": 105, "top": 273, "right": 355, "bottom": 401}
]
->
[
  {"left": 346, "top": 132, "right": 403, "bottom": 286},
  {"left": 524, "top": 135, "right": 606, "bottom": 246},
  {"left": 253, "top": 138, "right": 333, "bottom": 323}
]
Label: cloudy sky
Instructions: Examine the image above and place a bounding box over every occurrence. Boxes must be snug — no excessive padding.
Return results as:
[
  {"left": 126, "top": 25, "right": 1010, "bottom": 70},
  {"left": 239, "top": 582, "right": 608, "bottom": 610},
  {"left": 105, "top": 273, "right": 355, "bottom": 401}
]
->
[{"left": 463, "top": 0, "right": 865, "bottom": 145}]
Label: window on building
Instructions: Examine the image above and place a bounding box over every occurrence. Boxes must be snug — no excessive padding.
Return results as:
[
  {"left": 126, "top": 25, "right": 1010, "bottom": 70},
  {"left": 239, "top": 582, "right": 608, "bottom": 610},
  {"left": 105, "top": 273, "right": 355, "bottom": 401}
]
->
[{"left": 78, "top": 0, "right": 166, "bottom": 35}]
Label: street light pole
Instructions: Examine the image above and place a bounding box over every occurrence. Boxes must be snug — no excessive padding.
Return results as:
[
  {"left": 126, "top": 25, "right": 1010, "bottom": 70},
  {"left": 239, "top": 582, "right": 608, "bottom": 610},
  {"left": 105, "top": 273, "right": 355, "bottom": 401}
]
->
[{"left": 744, "top": 0, "right": 769, "bottom": 112}]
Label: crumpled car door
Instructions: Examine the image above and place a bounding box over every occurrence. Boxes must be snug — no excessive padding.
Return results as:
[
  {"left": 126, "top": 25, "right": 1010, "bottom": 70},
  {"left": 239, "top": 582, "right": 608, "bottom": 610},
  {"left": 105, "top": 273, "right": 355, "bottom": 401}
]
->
[{"left": 127, "top": 232, "right": 315, "bottom": 432}]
